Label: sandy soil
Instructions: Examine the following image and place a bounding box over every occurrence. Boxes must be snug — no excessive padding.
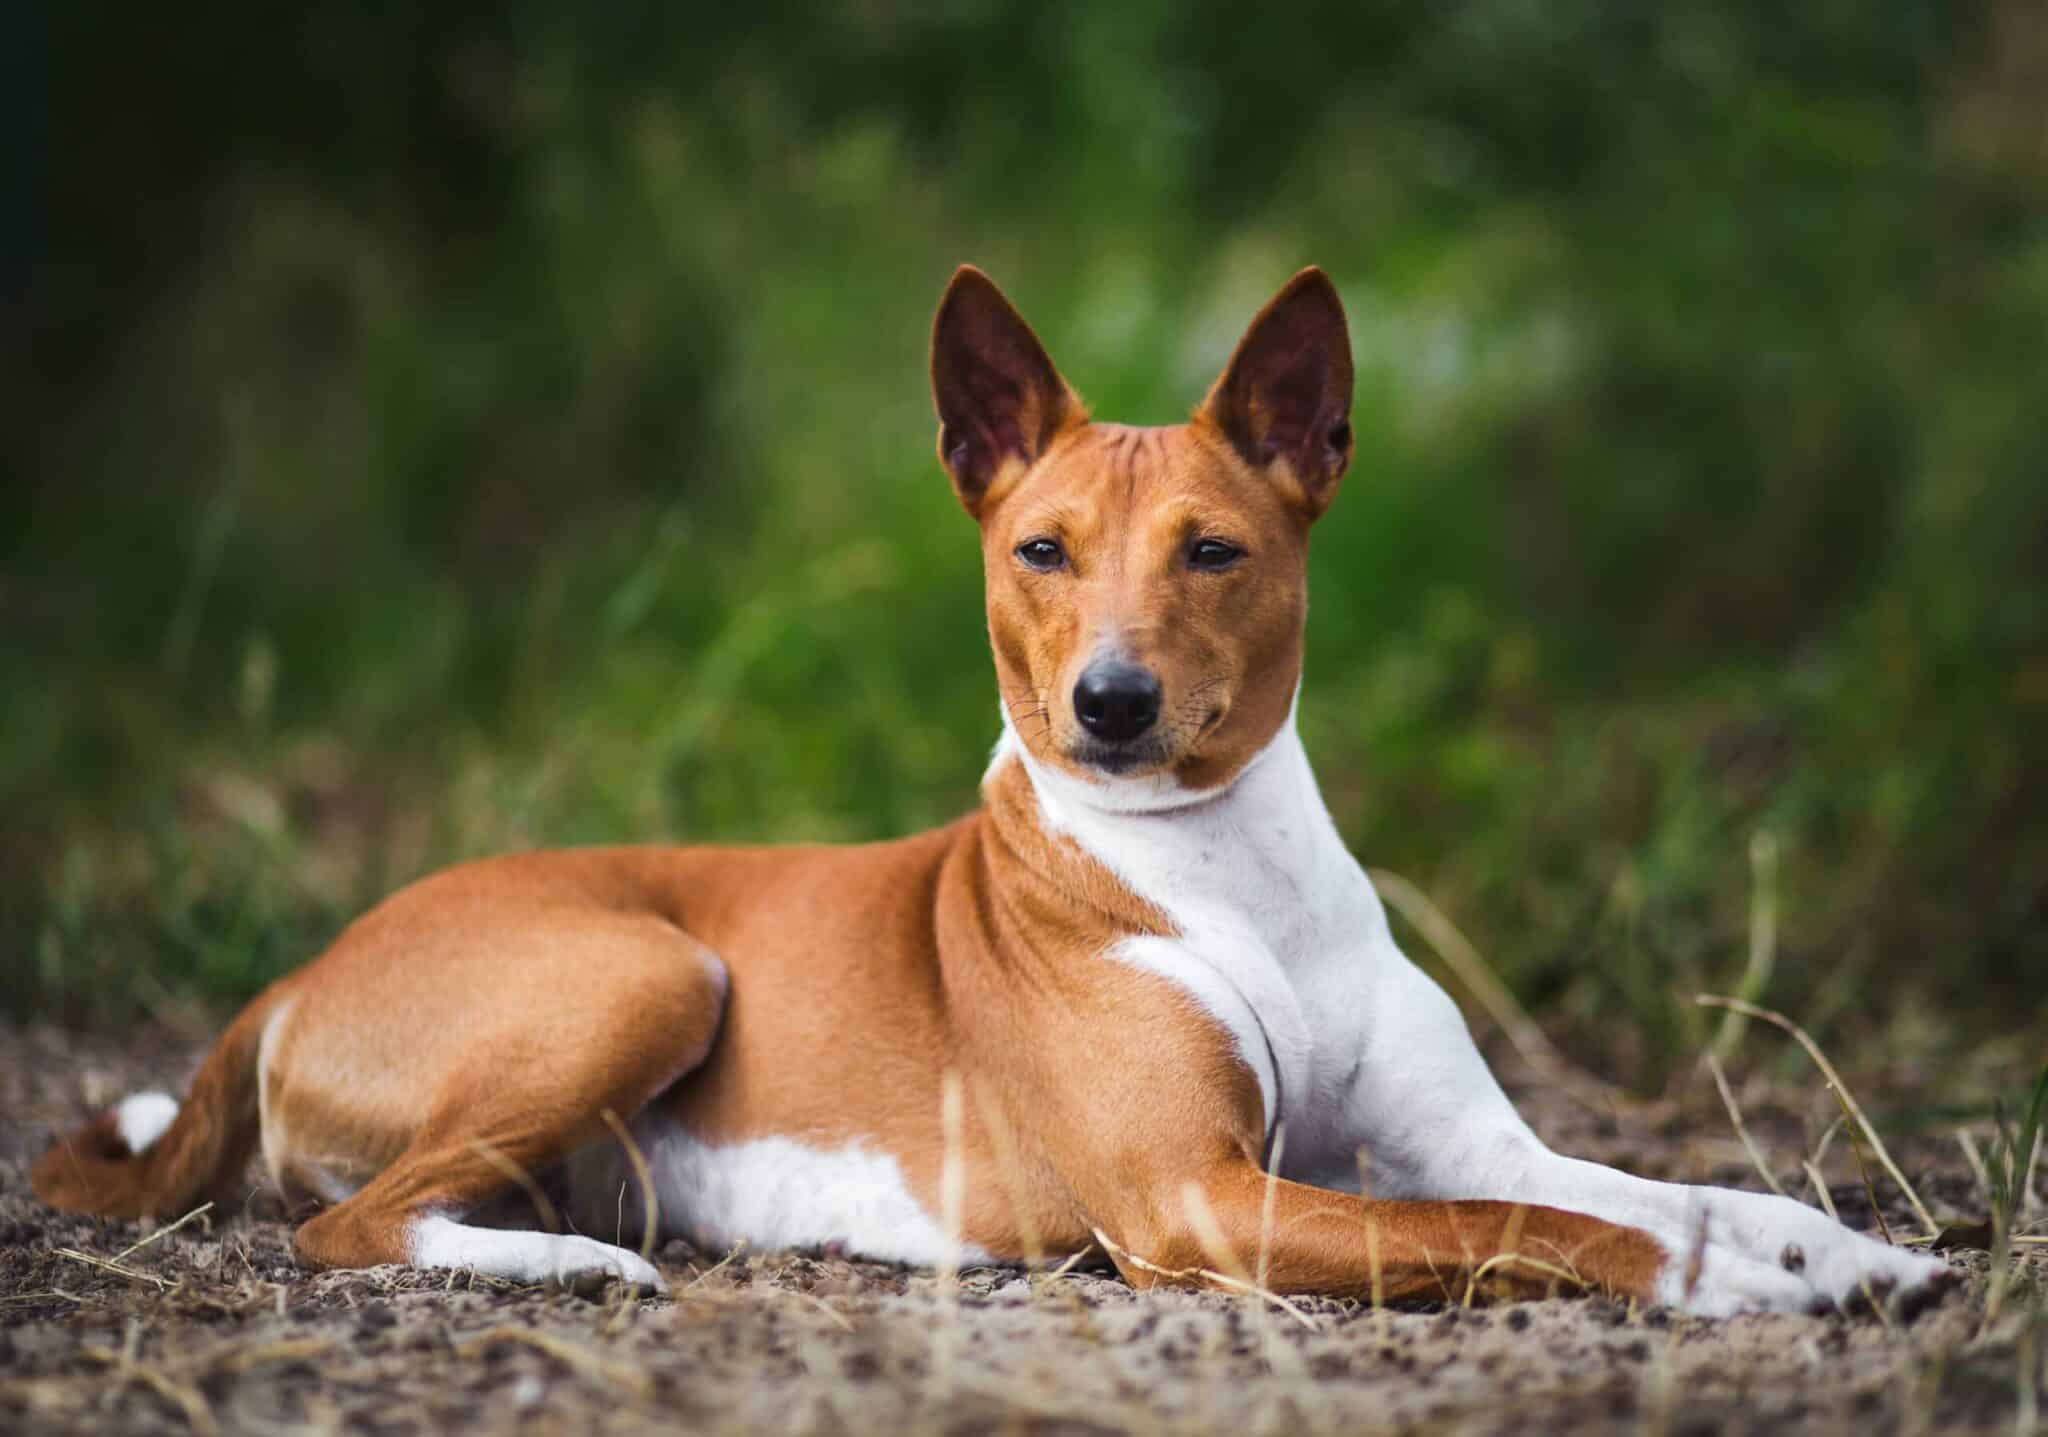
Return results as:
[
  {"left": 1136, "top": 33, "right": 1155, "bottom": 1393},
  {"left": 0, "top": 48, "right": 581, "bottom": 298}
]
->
[{"left": 3, "top": 1021, "right": 2042, "bottom": 1436}]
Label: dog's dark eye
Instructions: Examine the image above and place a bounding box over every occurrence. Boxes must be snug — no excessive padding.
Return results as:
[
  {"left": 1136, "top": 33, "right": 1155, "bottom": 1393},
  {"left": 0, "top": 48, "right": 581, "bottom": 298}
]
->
[
  {"left": 1188, "top": 538, "right": 1244, "bottom": 571},
  {"left": 1015, "top": 538, "right": 1067, "bottom": 571}
]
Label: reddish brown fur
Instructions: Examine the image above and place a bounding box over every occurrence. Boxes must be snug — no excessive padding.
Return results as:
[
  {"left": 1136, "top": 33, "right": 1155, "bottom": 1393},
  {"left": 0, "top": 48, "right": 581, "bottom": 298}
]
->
[{"left": 33, "top": 267, "right": 1670, "bottom": 1306}]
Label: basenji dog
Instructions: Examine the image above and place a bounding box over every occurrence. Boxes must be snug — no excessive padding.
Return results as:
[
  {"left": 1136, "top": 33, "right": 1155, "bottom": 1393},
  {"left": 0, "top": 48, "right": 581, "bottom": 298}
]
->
[{"left": 33, "top": 267, "right": 1945, "bottom": 1316}]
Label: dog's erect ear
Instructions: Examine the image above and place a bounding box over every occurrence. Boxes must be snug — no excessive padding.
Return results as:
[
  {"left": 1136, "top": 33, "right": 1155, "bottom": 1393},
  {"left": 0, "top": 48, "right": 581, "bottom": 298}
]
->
[
  {"left": 1199, "top": 268, "right": 1354, "bottom": 520},
  {"left": 931, "top": 266, "right": 1078, "bottom": 513}
]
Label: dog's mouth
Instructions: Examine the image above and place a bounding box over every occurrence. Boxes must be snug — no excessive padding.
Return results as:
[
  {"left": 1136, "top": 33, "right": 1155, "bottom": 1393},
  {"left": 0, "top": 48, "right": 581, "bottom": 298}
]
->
[
  {"left": 1067, "top": 733, "right": 1175, "bottom": 778},
  {"left": 1058, "top": 703, "right": 1229, "bottom": 780}
]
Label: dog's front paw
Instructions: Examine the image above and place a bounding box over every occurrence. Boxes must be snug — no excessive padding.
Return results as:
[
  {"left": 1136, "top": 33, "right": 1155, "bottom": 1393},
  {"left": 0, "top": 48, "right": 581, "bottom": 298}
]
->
[
  {"left": 1648, "top": 1191, "right": 1949, "bottom": 1317},
  {"left": 412, "top": 1217, "right": 669, "bottom": 1297}
]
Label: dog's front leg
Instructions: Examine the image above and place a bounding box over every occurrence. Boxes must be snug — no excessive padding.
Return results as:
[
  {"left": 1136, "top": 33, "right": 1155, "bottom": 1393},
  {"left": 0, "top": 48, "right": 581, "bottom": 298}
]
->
[
  {"left": 1334, "top": 934, "right": 1947, "bottom": 1315},
  {"left": 1093, "top": 1155, "right": 1672, "bottom": 1307}
]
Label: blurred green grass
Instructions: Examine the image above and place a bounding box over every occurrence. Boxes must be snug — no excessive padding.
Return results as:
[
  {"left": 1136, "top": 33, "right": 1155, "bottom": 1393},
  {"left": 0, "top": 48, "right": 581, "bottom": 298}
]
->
[{"left": 5, "top": 3, "right": 2045, "bottom": 1078}]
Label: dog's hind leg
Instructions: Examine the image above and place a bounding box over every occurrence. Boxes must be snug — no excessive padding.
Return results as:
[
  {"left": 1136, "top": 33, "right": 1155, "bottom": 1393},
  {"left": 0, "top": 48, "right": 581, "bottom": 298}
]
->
[{"left": 283, "top": 915, "right": 728, "bottom": 1292}]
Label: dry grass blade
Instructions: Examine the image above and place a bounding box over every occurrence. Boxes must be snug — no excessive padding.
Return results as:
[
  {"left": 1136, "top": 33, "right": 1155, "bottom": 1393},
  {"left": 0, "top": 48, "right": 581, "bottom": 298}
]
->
[
  {"left": 1696, "top": 994, "right": 1937, "bottom": 1237},
  {"left": 1521, "top": 1236, "right": 1591, "bottom": 1290},
  {"left": 1452, "top": 1217, "right": 1481, "bottom": 1309},
  {"left": 1957, "top": 1129, "right": 1992, "bottom": 1201},
  {"left": 1990, "top": 1068, "right": 2048, "bottom": 1233},
  {"left": 1839, "top": 1109, "right": 1897, "bottom": 1246},
  {"left": 1709, "top": 831, "right": 1778, "bottom": 1062},
  {"left": 1704, "top": 1052, "right": 1786, "bottom": 1196},
  {"left": 933, "top": 1071, "right": 967, "bottom": 1397},
  {"left": 53, "top": 1248, "right": 170, "bottom": 1289},
  {"left": 1178, "top": 1257, "right": 1326, "bottom": 1332},
  {"left": 1469, "top": 1250, "right": 1588, "bottom": 1296},
  {"left": 938, "top": 1073, "right": 966, "bottom": 1285},
  {"left": 1356, "top": 1148, "right": 1389, "bottom": 1334},
  {"left": 1370, "top": 868, "right": 1623, "bottom": 1111},
  {"left": 1097, "top": 1216, "right": 1324, "bottom": 1333},
  {"left": 469, "top": 1138, "right": 561, "bottom": 1235},
  {"left": 599, "top": 1108, "right": 660, "bottom": 1264},
  {"left": 2025, "top": 1114, "right": 2044, "bottom": 1224},
  {"left": 111, "top": 1202, "right": 214, "bottom": 1263},
  {"left": 1179, "top": 1181, "right": 1250, "bottom": 1289},
  {"left": 1258, "top": 1122, "right": 1286, "bottom": 1294},
  {"left": 684, "top": 1240, "right": 747, "bottom": 1290},
  {"left": 1464, "top": 1206, "right": 1533, "bottom": 1308},
  {"left": 968, "top": 1076, "right": 1045, "bottom": 1269},
  {"left": 1804, "top": 1162, "right": 1842, "bottom": 1222},
  {"left": 1364, "top": 1212, "right": 1387, "bottom": 1336},
  {"left": 456, "top": 1326, "right": 654, "bottom": 1401},
  {"left": 1043, "top": 1243, "right": 1095, "bottom": 1281},
  {"left": 1981, "top": 1063, "right": 2048, "bottom": 1328}
]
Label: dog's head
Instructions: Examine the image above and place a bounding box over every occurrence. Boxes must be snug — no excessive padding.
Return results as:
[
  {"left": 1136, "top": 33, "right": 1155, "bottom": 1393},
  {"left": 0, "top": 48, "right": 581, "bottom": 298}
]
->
[{"left": 931, "top": 267, "right": 1353, "bottom": 795}]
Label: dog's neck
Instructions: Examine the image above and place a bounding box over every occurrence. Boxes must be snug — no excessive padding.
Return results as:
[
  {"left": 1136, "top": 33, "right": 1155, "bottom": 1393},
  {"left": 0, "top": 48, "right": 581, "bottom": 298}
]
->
[{"left": 987, "top": 700, "right": 1381, "bottom": 967}]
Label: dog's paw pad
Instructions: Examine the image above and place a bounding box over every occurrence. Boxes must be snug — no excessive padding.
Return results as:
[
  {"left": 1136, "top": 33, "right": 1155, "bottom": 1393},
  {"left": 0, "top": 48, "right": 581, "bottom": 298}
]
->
[
  {"left": 561, "top": 1268, "right": 624, "bottom": 1302},
  {"left": 1896, "top": 1262, "right": 1963, "bottom": 1322}
]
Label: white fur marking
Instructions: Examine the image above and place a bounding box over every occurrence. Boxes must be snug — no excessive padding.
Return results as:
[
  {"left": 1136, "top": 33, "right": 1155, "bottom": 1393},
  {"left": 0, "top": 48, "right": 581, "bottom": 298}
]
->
[
  {"left": 255, "top": 997, "right": 295, "bottom": 1193},
  {"left": 115, "top": 1092, "right": 179, "bottom": 1155},
  {"left": 574, "top": 1123, "right": 989, "bottom": 1268},
  {"left": 409, "top": 1214, "right": 666, "bottom": 1292}
]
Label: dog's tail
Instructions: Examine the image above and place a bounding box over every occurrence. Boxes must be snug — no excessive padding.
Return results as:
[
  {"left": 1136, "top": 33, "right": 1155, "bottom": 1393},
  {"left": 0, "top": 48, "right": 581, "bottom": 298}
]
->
[{"left": 31, "top": 987, "right": 287, "bottom": 1219}]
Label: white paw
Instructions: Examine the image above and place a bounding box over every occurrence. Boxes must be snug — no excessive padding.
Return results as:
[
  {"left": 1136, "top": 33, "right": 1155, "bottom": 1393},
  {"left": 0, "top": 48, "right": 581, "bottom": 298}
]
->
[
  {"left": 410, "top": 1216, "right": 668, "bottom": 1295},
  {"left": 1646, "top": 1190, "right": 1948, "bottom": 1316}
]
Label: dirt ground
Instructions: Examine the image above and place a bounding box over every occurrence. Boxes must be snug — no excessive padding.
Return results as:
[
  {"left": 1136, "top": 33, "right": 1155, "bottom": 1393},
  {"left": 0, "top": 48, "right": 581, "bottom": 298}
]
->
[{"left": 3, "top": 1022, "right": 2042, "bottom": 1436}]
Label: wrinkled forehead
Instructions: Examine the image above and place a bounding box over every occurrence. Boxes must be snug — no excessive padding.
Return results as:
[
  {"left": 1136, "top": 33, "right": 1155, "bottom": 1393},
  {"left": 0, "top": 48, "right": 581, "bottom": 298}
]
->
[{"left": 991, "top": 423, "right": 1294, "bottom": 545}]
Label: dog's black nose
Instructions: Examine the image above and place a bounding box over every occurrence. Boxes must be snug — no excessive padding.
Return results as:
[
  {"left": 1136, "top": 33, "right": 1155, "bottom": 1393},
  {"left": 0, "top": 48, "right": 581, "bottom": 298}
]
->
[{"left": 1073, "top": 661, "right": 1162, "bottom": 742}]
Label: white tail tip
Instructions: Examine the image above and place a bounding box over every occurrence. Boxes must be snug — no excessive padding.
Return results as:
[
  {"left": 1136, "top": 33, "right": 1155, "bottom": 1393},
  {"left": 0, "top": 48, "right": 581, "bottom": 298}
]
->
[{"left": 114, "top": 1092, "right": 179, "bottom": 1155}]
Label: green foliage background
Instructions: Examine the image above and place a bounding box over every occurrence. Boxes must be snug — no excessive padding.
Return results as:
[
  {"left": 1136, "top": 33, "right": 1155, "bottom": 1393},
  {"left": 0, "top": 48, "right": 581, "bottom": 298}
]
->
[{"left": 7, "top": 3, "right": 2045, "bottom": 1074}]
